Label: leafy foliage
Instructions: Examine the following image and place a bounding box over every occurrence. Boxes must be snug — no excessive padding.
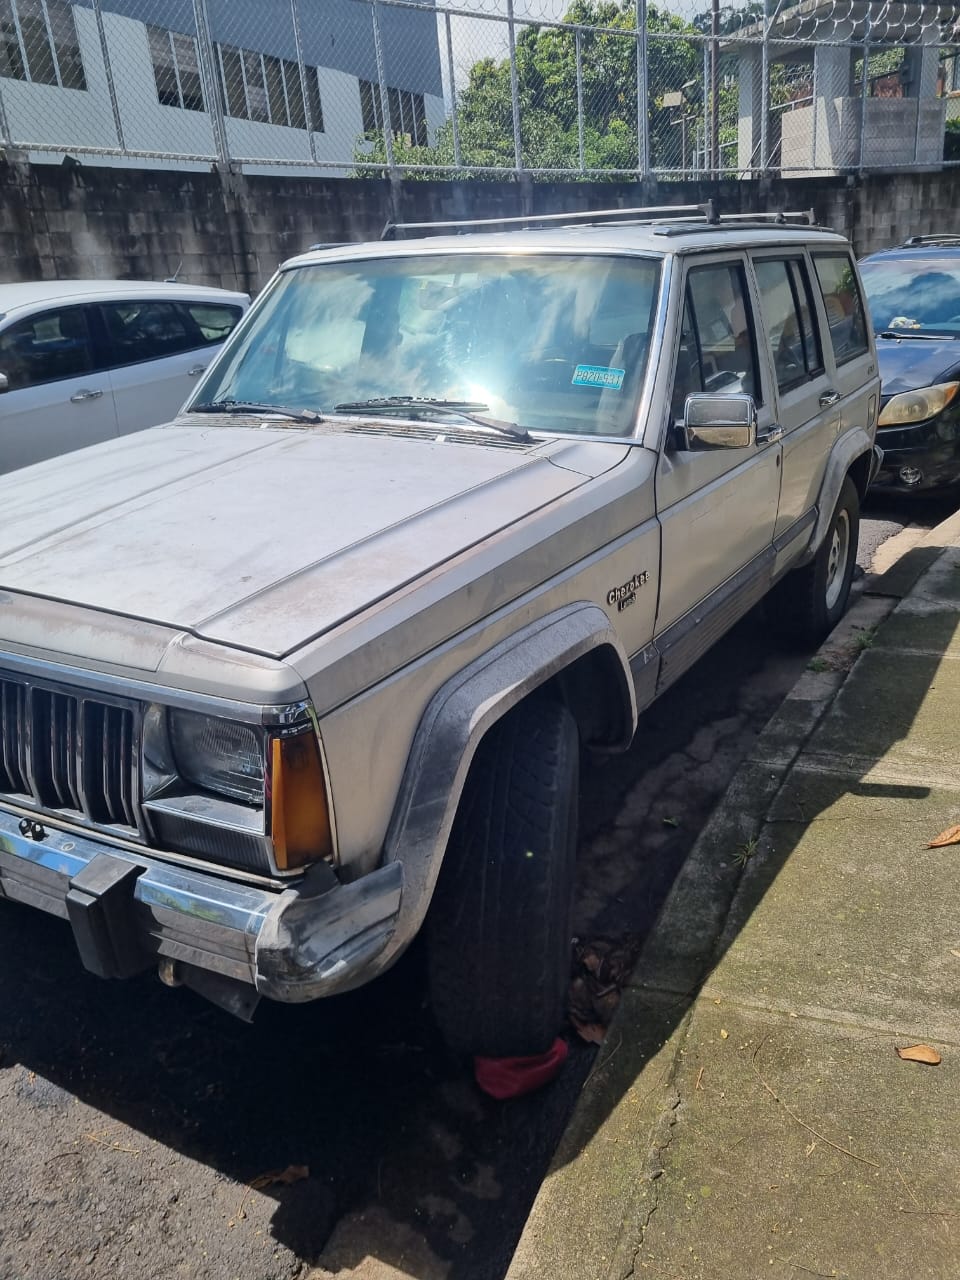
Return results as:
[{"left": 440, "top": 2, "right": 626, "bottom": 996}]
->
[{"left": 355, "top": 0, "right": 701, "bottom": 177}]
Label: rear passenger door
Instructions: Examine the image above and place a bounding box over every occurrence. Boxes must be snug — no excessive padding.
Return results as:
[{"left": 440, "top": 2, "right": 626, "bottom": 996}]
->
[
  {"left": 96, "top": 299, "right": 242, "bottom": 434},
  {"left": 0, "top": 305, "right": 117, "bottom": 474},
  {"left": 655, "top": 256, "right": 782, "bottom": 686},
  {"left": 750, "top": 251, "right": 838, "bottom": 542}
]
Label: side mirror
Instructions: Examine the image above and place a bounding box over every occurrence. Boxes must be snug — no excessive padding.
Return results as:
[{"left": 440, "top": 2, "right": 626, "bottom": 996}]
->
[
  {"left": 680, "top": 392, "right": 757, "bottom": 451},
  {"left": 0, "top": 373, "right": 8, "bottom": 394}
]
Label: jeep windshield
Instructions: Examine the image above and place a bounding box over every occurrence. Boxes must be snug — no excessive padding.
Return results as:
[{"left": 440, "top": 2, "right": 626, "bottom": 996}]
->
[{"left": 190, "top": 252, "right": 662, "bottom": 438}]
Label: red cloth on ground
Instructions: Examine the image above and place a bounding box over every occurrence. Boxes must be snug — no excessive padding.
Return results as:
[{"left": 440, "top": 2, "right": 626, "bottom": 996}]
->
[{"left": 473, "top": 1036, "right": 569, "bottom": 1099}]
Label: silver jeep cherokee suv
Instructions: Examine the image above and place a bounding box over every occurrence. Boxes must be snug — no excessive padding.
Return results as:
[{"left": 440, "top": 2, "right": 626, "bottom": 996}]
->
[{"left": 0, "top": 206, "right": 880, "bottom": 1054}]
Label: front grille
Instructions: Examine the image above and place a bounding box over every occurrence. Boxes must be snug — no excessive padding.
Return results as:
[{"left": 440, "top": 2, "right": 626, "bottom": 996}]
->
[{"left": 0, "top": 677, "right": 141, "bottom": 834}]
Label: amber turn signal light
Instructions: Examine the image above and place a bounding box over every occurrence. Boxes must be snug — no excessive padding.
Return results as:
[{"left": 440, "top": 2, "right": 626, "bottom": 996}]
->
[{"left": 270, "top": 731, "right": 333, "bottom": 870}]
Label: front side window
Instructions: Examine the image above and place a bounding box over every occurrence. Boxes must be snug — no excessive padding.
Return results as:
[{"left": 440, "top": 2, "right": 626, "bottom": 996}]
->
[
  {"left": 754, "top": 257, "right": 823, "bottom": 391},
  {"left": 0, "top": 0, "right": 85, "bottom": 90},
  {"left": 99, "top": 301, "right": 195, "bottom": 367},
  {"left": 194, "top": 253, "right": 663, "bottom": 438},
  {"left": 671, "top": 261, "right": 759, "bottom": 421},
  {"left": 813, "top": 253, "right": 869, "bottom": 365},
  {"left": 0, "top": 306, "right": 93, "bottom": 388}
]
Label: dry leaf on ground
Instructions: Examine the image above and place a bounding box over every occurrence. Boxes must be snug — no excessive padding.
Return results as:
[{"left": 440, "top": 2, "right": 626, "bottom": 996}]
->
[
  {"left": 567, "top": 936, "right": 643, "bottom": 1046},
  {"left": 896, "top": 1044, "right": 942, "bottom": 1065},
  {"left": 927, "top": 825, "right": 960, "bottom": 849},
  {"left": 569, "top": 1017, "right": 606, "bottom": 1045},
  {"left": 250, "top": 1164, "right": 309, "bottom": 1190}
]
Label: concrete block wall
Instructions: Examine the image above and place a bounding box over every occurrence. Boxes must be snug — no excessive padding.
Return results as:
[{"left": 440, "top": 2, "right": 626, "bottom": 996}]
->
[{"left": 0, "top": 158, "right": 958, "bottom": 296}]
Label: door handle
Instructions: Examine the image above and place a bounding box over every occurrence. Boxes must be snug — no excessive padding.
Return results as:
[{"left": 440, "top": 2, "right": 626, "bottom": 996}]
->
[
  {"left": 756, "top": 424, "right": 783, "bottom": 445},
  {"left": 70, "top": 388, "right": 104, "bottom": 403},
  {"left": 187, "top": 365, "right": 206, "bottom": 377},
  {"left": 819, "top": 389, "right": 841, "bottom": 407}
]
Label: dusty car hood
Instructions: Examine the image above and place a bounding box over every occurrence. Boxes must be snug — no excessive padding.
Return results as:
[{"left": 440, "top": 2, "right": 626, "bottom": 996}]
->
[
  {"left": 0, "top": 422, "right": 586, "bottom": 658},
  {"left": 875, "top": 334, "right": 960, "bottom": 397}
]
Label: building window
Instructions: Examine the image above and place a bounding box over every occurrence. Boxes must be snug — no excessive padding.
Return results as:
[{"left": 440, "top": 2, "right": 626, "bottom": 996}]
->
[
  {"left": 359, "top": 78, "right": 427, "bottom": 146},
  {"left": 147, "top": 25, "right": 205, "bottom": 113},
  {"left": 216, "top": 42, "right": 323, "bottom": 132},
  {"left": 0, "top": 0, "right": 85, "bottom": 90}
]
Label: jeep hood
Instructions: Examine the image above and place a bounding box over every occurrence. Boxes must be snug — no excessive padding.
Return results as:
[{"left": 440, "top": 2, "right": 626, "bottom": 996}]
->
[{"left": 0, "top": 422, "right": 587, "bottom": 659}]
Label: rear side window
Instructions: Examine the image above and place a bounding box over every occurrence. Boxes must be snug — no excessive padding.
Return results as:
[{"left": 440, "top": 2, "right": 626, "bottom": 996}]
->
[
  {"left": 0, "top": 306, "right": 93, "bottom": 389},
  {"left": 813, "top": 253, "right": 869, "bottom": 365},
  {"left": 754, "top": 257, "right": 824, "bottom": 391},
  {"left": 99, "top": 300, "right": 197, "bottom": 366},
  {"left": 182, "top": 302, "right": 242, "bottom": 344},
  {"left": 671, "top": 261, "right": 760, "bottom": 420}
]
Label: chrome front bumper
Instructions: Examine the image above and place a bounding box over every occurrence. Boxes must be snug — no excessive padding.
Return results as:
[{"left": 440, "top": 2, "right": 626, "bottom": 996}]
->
[{"left": 0, "top": 805, "right": 403, "bottom": 1013}]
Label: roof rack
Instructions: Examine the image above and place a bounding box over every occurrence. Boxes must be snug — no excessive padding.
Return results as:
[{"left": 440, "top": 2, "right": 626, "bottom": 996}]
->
[
  {"left": 899, "top": 234, "right": 960, "bottom": 247},
  {"left": 380, "top": 203, "right": 819, "bottom": 240}
]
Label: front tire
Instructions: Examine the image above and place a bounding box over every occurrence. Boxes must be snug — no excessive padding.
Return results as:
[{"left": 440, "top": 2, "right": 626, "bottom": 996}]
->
[
  {"left": 770, "top": 475, "right": 860, "bottom": 646},
  {"left": 426, "top": 697, "right": 579, "bottom": 1058}
]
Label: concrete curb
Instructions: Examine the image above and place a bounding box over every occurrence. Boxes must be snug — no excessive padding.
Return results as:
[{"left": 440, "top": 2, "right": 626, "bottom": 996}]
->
[{"left": 506, "top": 501, "right": 960, "bottom": 1280}]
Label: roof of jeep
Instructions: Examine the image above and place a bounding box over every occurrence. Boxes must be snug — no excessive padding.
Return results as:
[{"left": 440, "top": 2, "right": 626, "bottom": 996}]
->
[{"left": 283, "top": 222, "right": 848, "bottom": 271}]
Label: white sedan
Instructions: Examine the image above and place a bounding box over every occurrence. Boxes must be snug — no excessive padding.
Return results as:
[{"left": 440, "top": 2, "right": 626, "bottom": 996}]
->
[{"left": 0, "top": 279, "right": 250, "bottom": 473}]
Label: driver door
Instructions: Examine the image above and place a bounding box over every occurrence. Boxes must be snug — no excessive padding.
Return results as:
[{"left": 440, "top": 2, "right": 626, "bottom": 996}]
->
[{"left": 655, "top": 256, "right": 782, "bottom": 690}]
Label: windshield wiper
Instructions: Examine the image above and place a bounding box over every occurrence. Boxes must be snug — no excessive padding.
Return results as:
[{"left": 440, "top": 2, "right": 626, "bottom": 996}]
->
[
  {"left": 189, "top": 398, "right": 323, "bottom": 423},
  {"left": 333, "top": 396, "right": 530, "bottom": 442},
  {"left": 875, "top": 330, "right": 949, "bottom": 341}
]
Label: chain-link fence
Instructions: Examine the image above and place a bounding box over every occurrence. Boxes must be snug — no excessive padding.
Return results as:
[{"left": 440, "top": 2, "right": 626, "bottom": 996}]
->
[{"left": 1, "top": 0, "right": 960, "bottom": 177}]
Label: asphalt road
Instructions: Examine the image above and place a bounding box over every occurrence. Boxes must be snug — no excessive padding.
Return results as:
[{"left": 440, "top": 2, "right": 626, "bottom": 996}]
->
[{"left": 0, "top": 495, "right": 951, "bottom": 1280}]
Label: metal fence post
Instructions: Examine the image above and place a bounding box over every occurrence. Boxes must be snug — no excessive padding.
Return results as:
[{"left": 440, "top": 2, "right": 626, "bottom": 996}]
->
[
  {"left": 371, "top": 0, "right": 395, "bottom": 169},
  {"left": 290, "top": 0, "right": 319, "bottom": 163},
  {"left": 91, "top": 0, "right": 126, "bottom": 152},
  {"left": 636, "top": 0, "right": 649, "bottom": 177},
  {"left": 858, "top": 7, "right": 871, "bottom": 172},
  {"left": 575, "top": 29, "right": 586, "bottom": 174},
  {"left": 0, "top": 77, "right": 10, "bottom": 148},
  {"left": 760, "top": 30, "right": 769, "bottom": 170},
  {"left": 444, "top": 11, "right": 462, "bottom": 168},
  {"left": 192, "top": 0, "right": 229, "bottom": 165},
  {"left": 506, "top": 0, "right": 523, "bottom": 170}
]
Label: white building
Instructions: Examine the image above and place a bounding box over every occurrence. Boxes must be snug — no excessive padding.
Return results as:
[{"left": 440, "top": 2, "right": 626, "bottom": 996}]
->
[{"left": 0, "top": 0, "right": 446, "bottom": 171}]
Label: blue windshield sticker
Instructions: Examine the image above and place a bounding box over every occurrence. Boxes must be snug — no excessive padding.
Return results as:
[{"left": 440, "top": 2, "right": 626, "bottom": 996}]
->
[{"left": 572, "top": 363, "right": 625, "bottom": 391}]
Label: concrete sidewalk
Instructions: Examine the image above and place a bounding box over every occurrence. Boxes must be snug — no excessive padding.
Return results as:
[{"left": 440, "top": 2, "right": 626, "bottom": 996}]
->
[{"left": 508, "top": 510, "right": 960, "bottom": 1280}]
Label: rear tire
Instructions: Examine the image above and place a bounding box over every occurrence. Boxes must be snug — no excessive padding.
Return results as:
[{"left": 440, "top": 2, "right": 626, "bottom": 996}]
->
[
  {"left": 769, "top": 476, "right": 860, "bottom": 647},
  {"left": 426, "top": 697, "right": 579, "bottom": 1058}
]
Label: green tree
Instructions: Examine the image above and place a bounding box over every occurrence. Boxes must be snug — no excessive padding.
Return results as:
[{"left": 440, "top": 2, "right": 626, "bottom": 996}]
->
[{"left": 355, "top": 0, "right": 701, "bottom": 177}]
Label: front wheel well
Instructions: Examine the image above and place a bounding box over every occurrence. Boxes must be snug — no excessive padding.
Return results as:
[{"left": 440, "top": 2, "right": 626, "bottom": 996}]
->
[{"left": 539, "top": 645, "right": 635, "bottom": 751}]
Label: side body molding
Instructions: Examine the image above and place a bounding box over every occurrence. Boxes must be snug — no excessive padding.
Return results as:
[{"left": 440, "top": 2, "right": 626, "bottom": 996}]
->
[{"left": 365, "top": 602, "right": 636, "bottom": 981}]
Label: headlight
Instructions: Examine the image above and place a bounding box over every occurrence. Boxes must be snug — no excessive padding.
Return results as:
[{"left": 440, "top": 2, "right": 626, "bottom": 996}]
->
[
  {"left": 141, "top": 704, "right": 334, "bottom": 876},
  {"left": 878, "top": 382, "right": 960, "bottom": 427},
  {"left": 168, "top": 710, "right": 265, "bottom": 805}
]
